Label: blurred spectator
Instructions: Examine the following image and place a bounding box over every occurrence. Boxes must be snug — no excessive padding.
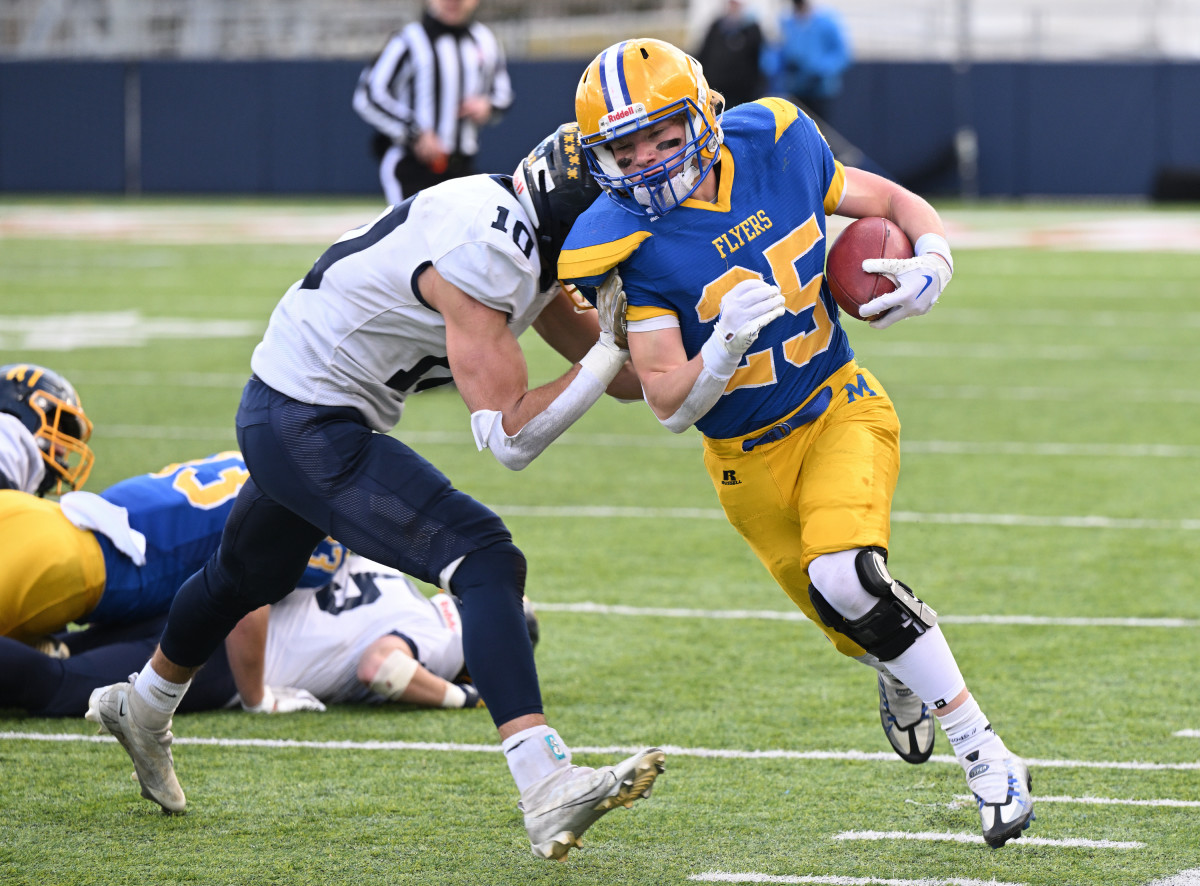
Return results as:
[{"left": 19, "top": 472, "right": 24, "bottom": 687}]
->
[
  {"left": 762, "top": 0, "right": 852, "bottom": 123},
  {"left": 694, "top": 0, "right": 764, "bottom": 109},
  {"left": 352, "top": 0, "right": 514, "bottom": 205}
]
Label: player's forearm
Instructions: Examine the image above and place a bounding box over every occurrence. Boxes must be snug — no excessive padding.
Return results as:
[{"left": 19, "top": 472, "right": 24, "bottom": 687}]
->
[
  {"left": 225, "top": 606, "right": 270, "bottom": 707},
  {"left": 652, "top": 355, "right": 731, "bottom": 435},
  {"left": 640, "top": 358, "right": 702, "bottom": 422},
  {"left": 472, "top": 352, "right": 616, "bottom": 471}
]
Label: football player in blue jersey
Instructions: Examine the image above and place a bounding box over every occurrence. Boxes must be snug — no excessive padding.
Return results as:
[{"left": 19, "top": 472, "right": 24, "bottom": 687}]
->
[
  {"left": 0, "top": 451, "right": 341, "bottom": 713},
  {"left": 0, "top": 363, "right": 94, "bottom": 497},
  {"left": 85, "top": 124, "right": 664, "bottom": 861},
  {"left": 561, "top": 38, "right": 1033, "bottom": 848}
]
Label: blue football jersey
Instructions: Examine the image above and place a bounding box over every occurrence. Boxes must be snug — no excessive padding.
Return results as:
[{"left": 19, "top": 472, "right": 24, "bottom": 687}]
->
[
  {"left": 88, "top": 451, "right": 345, "bottom": 623},
  {"left": 560, "top": 98, "right": 855, "bottom": 439}
]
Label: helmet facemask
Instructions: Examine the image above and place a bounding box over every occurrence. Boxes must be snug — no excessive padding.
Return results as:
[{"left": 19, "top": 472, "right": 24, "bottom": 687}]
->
[
  {"left": 28, "top": 389, "right": 94, "bottom": 495},
  {"left": 587, "top": 106, "right": 718, "bottom": 217}
]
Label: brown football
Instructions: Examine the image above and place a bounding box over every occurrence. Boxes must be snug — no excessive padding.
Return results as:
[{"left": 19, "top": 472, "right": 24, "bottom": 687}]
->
[{"left": 825, "top": 217, "right": 914, "bottom": 320}]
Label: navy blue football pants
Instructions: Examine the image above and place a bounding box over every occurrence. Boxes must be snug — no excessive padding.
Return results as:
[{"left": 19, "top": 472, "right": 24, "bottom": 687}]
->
[
  {"left": 160, "top": 376, "right": 542, "bottom": 726},
  {"left": 0, "top": 617, "right": 236, "bottom": 718}
]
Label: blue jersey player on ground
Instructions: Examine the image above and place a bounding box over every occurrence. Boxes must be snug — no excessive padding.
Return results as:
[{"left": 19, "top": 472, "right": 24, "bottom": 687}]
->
[
  {"left": 560, "top": 38, "right": 1033, "bottom": 848},
  {"left": 0, "top": 451, "right": 341, "bottom": 713}
]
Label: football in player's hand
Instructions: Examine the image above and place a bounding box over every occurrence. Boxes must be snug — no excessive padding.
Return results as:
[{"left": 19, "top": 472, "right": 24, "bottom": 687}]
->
[{"left": 825, "top": 217, "right": 914, "bottom": 320}]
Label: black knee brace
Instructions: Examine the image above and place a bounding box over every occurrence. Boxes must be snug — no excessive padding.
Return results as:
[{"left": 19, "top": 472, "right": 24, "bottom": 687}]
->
[{"left": 808, "top": 547, "right": 938, "bottom": 661}]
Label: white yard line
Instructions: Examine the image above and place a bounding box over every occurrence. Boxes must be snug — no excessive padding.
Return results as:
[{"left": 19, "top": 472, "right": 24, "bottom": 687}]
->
[
  {"left": 689, "top": 868, "right": 1200, "bottom": 886},
  {"left": 690, "top": 875, "right": 1025, "bottom": 886},
  {"left": 962, "top": 795, "right": 1200, "bottom": 809},
  {"left": 530, "top": 601, "right": 1199, "bottom": 628},
  {"left": 47, "top": 372, "right": 1200, "bottom": 407},
  {"left": 1144, "top": 872, "right": 1200, "bottom": 886},
  {"left": 3, "top": 733, "right": 1198, "bottom": 772},
  {"left": 832, "top": 830, "right": 1143, "bottom": 850},
  {"left": 494, "top": 506, "right": 1200, "bottom": 532},
  {"left": 90, "top": 424, "right": 1200, "bottom": 460}
]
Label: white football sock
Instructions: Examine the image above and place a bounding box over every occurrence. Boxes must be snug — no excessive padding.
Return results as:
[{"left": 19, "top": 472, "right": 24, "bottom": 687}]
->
[
  {"left": 876, "top": 626, "right": 966, "bottom": 710},
  {"left": 503, "top": 725, "right": 572, "bottom": 794},
  {"left": 133, "top": 662, "right": 191, "bottom": 724},
  {"left": 936, "top": 694, "right": 1005, "bottom": 761}
]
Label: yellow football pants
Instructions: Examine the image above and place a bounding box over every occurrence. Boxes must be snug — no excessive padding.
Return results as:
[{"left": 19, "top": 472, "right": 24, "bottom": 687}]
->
[
  {"left": 0, "top": 491, "right": 106, "bottom": 643},
  {"left": 702, "top": 361, "right": 900, "bottom": 658}
]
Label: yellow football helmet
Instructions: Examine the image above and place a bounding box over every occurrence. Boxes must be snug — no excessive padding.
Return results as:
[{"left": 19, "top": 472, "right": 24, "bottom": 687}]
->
[{"left": 575, "top": 38, "right": 724, "bottom": 218}]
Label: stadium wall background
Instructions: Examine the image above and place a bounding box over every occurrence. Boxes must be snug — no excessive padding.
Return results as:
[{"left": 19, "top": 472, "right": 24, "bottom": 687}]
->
[{"left": 2, "top": 59, "right": 1199, "bottom": 199}]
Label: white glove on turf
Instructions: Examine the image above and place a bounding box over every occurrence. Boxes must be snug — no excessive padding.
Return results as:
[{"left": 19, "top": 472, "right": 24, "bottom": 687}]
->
[
  {"left": 242, "top": 685, "right": 327, "bottom": 714},
  {"left": 861, "top": 236, "right": 953, "bottom": 330},
  {"left": 703, "top": 278, "right": 786, "bottom": 378}
]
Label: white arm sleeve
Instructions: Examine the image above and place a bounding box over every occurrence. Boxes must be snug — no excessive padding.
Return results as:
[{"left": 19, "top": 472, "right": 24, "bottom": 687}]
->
[
  {"left": 659, "top": 331, "right": 737, "bottom": 435},
  {"left": 470, "top": 338, "right": 627, "bottom": 471}
]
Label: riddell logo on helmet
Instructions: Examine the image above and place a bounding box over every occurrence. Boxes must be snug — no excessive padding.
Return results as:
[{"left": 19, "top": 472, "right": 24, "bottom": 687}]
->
[{"left": 599, "top": 103, "right": 647, "bottom": 131}]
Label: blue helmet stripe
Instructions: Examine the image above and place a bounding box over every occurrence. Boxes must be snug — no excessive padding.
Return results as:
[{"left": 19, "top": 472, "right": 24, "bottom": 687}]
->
[
  {"left": 598, "top": 41, "right": 632, "bottom": 112},
  {"left": 597, "top": 45, "right": 615, "bottom": 112},
  {"left": 614, "top": 43, "right": 632, "bottom": 107}
]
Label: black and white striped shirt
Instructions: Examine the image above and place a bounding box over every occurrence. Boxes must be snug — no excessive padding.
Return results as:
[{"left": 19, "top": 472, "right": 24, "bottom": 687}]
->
[{"left": 352, "top": 12, "right": 514, "bottom": 160}]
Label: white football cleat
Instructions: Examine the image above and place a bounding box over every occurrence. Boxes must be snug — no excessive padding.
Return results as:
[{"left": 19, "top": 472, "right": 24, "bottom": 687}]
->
[
  {"left": 877, "top": 671, "right": 935, "bottom": 764},
  {"left": 86, "top": 679, "right": 186, "bottom": 814},
  {"left": 966, "top": 748, "right": 1034, "bottom": 847},
  {"left": 519, "top": 747, "right": 665, "bottom": 860}
]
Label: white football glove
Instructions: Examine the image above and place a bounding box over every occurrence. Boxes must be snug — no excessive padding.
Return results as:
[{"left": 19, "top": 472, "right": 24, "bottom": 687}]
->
[
  {"left": 860, "top": 250, "right": 952, "bottom": 330},
  {"left": 594, "top": 270, "right": 628, "bottom": 350},
  {"left": 241, "top": 685, "right": 327, "bottom": 714},
  {"left": 703, "top": 278, "right": 786, "bottom": 378}
]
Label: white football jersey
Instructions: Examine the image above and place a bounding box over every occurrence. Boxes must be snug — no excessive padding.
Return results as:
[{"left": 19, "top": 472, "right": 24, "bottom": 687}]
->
[
  {"left": 263, "top": 555, "right": 465, "bottom": 705},
  {"left": 251, "top": 175, "right": 554, "bottom": 432}
]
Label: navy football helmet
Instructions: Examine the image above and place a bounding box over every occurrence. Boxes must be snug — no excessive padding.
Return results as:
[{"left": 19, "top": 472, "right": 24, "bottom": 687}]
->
[
  {"left": 0, "top": 363, "right": 94, "bottom": 495},
  {"left": 512, "top": 122, "right": 602, "bottom": 290}
]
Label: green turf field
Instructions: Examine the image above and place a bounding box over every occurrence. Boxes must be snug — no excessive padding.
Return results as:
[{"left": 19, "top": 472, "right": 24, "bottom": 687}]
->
[{"left": 2, "top": 200, "right": 1198, "bottom": 886}]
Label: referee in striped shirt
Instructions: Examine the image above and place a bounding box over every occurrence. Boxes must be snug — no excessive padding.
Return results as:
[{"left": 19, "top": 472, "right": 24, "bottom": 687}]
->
[{"left": 353, "top": 0, "right": 514, "bottom": 205}]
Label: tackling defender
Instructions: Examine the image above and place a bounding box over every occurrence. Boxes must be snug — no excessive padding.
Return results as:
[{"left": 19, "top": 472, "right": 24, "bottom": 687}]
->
[
  {"left": 85, "top": 124, "right": 664, "bottom": 861},
  {"left": 560, "top": 38, "right": 1033, "bottom": 847}
]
